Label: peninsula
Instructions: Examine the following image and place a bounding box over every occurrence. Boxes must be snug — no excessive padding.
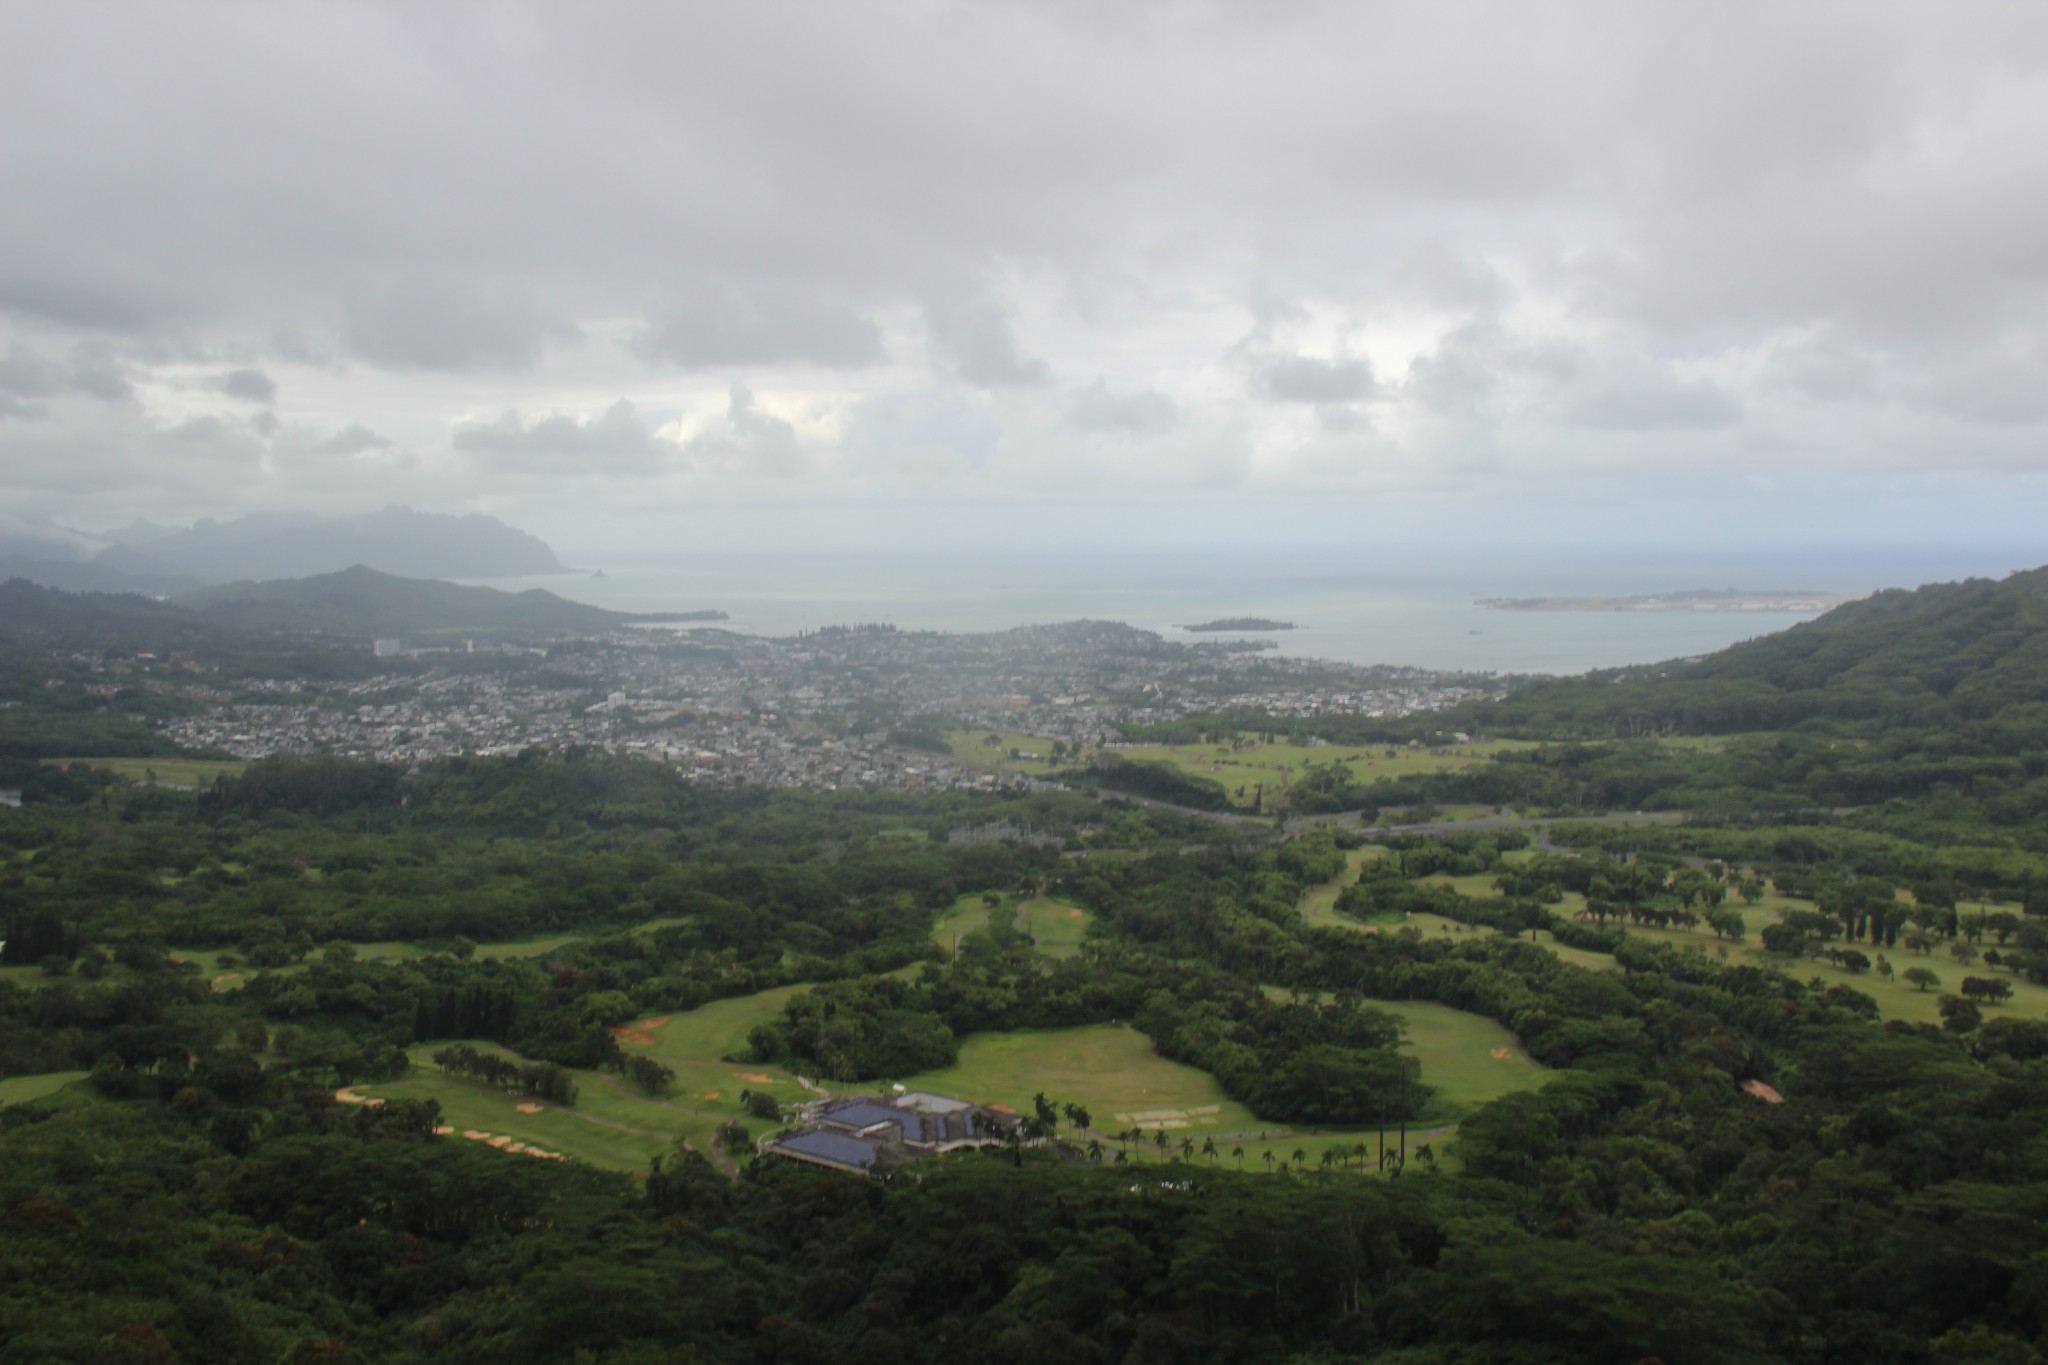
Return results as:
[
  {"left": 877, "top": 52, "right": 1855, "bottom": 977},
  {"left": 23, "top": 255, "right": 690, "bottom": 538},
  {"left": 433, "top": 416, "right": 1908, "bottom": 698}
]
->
[
  {"left": 1477, "top": 589, "right": 1861, "bottom": 614},
  {"left": 1178, "top": 617, "right": 1298, "bottom": 632}
]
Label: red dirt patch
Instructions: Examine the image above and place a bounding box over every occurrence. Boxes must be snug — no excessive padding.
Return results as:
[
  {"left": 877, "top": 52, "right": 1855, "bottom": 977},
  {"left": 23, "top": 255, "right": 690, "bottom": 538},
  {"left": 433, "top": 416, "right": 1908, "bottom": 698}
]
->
[
  {"left": 987, "top": 1104, "right": 1017, "bottom": 1115},
  {"left": 1741, "top": 1079, "right": 1785, "bottom": 1104},
  {"left": 1490, "top": 1048, "right": 1512, "bottom": 1060},
  {"left": 609, "top": 1016, "right": 671, "bottom": 1048}
]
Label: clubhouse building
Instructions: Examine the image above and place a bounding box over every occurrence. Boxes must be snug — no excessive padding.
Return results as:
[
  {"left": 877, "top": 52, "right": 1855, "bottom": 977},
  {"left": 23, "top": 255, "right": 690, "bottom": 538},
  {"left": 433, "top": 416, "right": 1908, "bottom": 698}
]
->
[{"left": 764, "top": 1091, "right": 1010, "bottom": 1176}]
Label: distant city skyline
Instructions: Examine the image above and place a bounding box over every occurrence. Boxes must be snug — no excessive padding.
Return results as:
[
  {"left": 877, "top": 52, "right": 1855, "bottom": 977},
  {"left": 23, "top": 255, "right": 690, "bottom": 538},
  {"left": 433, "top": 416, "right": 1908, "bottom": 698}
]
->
[{"left": 3, "top": 3, "right": 2046, "bottom": 561}]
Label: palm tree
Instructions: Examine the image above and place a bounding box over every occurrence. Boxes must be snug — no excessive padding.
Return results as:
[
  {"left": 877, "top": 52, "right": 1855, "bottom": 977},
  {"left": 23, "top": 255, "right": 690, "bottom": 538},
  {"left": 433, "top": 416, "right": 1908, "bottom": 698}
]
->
[
  {"left": 1262, "top": 1150, "right": 1276, "bottom": 1174},
  {"left": 1319, "top": 1149, "right": 1339, "bottom": 1175},
  {"left": 1179, "top": 1135, "right": 1195, "bottom": 1164},
  {"left": 1201, "top": 1137, "right": 1217, "bottom": 1166},
  {"left": 1231, "top": 1144, "right": 1244, "bottom": 1170},
  {"left": 1291, "top": 1147, "right": 1306, "bottom": 1170},
  {"left": 1087, "top": 1139, "right": 1103, "bottom": 1164}
]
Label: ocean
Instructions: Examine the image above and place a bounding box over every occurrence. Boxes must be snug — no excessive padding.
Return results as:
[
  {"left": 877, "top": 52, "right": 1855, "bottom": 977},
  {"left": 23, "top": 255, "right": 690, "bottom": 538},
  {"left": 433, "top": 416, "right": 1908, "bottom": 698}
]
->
[{"left": 475, "top": 547, "right": 2004, "bottom": 676}]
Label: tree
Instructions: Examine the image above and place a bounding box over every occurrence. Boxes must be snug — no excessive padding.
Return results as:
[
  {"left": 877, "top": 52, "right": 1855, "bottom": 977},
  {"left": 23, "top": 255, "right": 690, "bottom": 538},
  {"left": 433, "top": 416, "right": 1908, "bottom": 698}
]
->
[
  {"left": 1231, "top": 1144, "right": 1244, "bottom": 1169},
  {"left": 1903, "top": 966, "right": 1941, "bottom": 992},
  {"left": 1961, "top": 976, "right": 2013, "bottom": 1005},
  {"left": 1262, "top": 1149, "right": 1276, "bottom": 1173},
  {"left": 1938, "top": 995, "right": 1983, "bottom": 1035}
]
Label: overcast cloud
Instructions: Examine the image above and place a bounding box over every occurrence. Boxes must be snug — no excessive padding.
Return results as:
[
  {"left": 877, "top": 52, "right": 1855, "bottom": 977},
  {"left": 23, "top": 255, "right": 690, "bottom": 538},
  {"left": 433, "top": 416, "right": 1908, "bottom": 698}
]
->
[{"left": 3, "top": 1, "right": 2047, "bottom": 556}]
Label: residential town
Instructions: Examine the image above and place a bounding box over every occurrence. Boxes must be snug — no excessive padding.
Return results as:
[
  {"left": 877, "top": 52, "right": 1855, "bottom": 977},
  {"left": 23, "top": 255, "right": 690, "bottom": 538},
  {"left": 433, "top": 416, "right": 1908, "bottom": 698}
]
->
[{"left": 137, "top": 620, "right": 1508, "bottom": 793}]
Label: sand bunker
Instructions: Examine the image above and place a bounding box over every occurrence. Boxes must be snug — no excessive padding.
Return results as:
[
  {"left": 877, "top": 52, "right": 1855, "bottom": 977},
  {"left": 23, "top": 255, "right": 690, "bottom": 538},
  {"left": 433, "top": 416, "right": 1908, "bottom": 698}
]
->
[
  {"left": 455, "top": 1128, "right": 564, "bottom": 1160},
  {"left": 516, "top": 1102, "right": 544, "bottom": 1114},
  {"left": 1741, "top": 1079, "right": 1785, "bottom": 1104},
  {"left": 609, "top": 1015, "right": 671, "bottom": 1048},
  {"left": 1068, "top": 909, "right": 1084, "bottom": 919},
  {"left": 333, "top": 1087, "right": 384, "bottom": 1108},
  {"left": 433, "top": 1125, "right": 454, "bottom": 1136},
  {"left": 735, "top": 1072, "right": 776, "bottom": 1084},
  {"left": 1490, "top": 1048, "right": 1513, "bottom": 1060},
  {"left": 700, "top": 1091, "right": 720, "bottom": 1101}
]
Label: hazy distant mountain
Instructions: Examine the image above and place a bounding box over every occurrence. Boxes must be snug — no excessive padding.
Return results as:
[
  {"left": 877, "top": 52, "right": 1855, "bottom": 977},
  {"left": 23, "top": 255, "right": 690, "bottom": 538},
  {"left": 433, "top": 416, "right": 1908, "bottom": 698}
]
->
[
  {"left": 90, "top": 508, "right": 567, "bottom": 582},
  {"left": 0, "top": 554, "right": 205, "bottom": 596},
  {"left": 0, "top": 578, "right": 223, "bottom": 653},
  {"left": 174, "top": 565, "right": 720, "bottom": 638}
]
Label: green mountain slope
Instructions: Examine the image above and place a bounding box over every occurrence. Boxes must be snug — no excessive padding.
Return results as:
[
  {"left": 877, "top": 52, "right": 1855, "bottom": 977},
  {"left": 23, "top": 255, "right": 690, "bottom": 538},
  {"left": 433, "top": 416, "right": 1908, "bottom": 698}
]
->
[
  {"left": 1476, "top": 567, "right": 2048, "bottom": 737},
  {"left": 173, "top": 565, "right": 718, "bottom": 638}
]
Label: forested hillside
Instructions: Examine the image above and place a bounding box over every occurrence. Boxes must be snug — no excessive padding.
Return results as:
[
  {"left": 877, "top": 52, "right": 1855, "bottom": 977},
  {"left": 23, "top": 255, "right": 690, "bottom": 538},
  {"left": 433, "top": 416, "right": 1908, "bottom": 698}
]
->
[
  {"left": 1474, "top": 566, "right": 2048, "bottom": 736},
  {"left": 6, "top": 574, "right": 2048, "bottom": 1363}
]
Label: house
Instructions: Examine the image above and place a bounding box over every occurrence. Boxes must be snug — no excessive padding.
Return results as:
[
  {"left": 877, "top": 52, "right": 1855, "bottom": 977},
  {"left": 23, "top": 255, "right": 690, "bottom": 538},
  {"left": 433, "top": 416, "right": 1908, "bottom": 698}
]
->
[{"left": 763, "top": 1091, "right": 1010, "bottom": 1176}]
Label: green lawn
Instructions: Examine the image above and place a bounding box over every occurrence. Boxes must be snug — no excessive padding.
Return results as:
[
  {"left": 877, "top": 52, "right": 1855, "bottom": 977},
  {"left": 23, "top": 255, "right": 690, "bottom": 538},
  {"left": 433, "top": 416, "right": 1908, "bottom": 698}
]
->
[
  {"left": 1388, "top": 1000, "right": 1550, "bottom": 1122},
  {"left": 1013, "top": 896, "right": 1091, "bottom": 957},
  {"left": 945, "top": 731, "right": 1531, "bottom": 811},
  {"left": 46, "top": 756, "right": 246, "bottom": 788},
  {"left": 1298, "top": 847, "right": 1389, "bottom": 931},
  {"left": 0, "top": 1070, "right": 89, "bottom": 1107},
  {"left": 355, "top": 984, "right": 824, "bottom": 1171},
  {"left": 934, "top": 896, "right": 993, "bottom": 955},
  {"left": 171, "top": 918, "right": 689, "bottom": 992},
  {"left": 896, "top": 1024, "right": 1260, "bottom": 1133},
  {"left": 936, "top": 892, "right": 1092, "bottom": 958}
]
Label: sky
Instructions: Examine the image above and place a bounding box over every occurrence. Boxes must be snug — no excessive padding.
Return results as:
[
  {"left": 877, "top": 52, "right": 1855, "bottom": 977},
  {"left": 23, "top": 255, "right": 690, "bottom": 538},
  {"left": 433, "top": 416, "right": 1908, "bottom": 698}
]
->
[{"left": 3, "top": 1, "right": 2047, "bottom": 564}]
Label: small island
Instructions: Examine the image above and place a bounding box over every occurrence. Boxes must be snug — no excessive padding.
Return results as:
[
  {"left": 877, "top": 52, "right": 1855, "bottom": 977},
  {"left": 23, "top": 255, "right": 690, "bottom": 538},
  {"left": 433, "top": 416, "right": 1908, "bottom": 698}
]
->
[{"left": 1178, "top": 617, "right": 1298, "bottom": 632}]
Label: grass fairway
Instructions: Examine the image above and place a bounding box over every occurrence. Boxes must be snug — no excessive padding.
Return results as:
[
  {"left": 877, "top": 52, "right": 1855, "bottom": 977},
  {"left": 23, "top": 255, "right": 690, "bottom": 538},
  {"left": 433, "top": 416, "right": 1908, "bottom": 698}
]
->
[
  {"left": 1013, "top": 896, "right": 1091, "bottom": 957},
  {"left": 353, "top": 984, "right": 822, "bottom": 1171},
  {"left": 896, "top": 1024, "right": 1260, "bottom": 1133},
  {"left": 46, "top": 756, "right": 246, "bottom": 788},
  {"left": 1389, "top": 1001, "right": 1550, "bottom": 1121},
  {"left": 934, "top": 896, "right": 994, "bottom": 954},
  {"left": 1581, "top": 893, "right": 2048, "bottom": 1027},
  {"left": 946, "top": 731, "right": 1529, "bottom": 810},
  {"left": 935, "top": 893, "right": 1093, "bottom": 958},
  {"left": 1113, "top": 737, "right": 1526, "bottom": 811},
  {"left": 0, "top": 1070, "right": 89, "bottom": 1107},
  {"left": 1298, "top": 847, "right": 1390, "bottom": 931},
  {"left": 172, "top": 918, "right": 689, "bottom": 992}
]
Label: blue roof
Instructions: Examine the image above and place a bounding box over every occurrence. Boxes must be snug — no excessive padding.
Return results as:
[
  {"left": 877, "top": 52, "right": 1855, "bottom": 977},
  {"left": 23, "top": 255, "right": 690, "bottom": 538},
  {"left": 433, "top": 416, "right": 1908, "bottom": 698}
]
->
[
  {"left": 822, "top": 1101, "right": 922, "bottom": 1140},
  {"left": 777, "top": 1131, "right": 878, "bottom": 1169}
]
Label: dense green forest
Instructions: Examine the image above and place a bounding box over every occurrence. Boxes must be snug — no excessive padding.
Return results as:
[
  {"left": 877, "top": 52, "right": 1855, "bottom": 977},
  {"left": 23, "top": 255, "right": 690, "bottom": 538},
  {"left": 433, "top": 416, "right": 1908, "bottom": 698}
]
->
[{"left": 7, "top": 571, "right": 2048, "bottom": 1362}]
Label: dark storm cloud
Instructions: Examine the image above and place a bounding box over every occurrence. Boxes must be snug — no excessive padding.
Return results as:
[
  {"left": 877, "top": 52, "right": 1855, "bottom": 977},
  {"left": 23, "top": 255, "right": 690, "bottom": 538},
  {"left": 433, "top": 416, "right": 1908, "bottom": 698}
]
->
[
  {"left": 451, "top": 399, "right": 669, "bottom": 471},
  {"left": 1261, "top": 356, "right": 1376, "bottom": 405},
  {"left": 344, "top": 284, "right": 579, "bottom": 373},
  {"left": 0, "top": 350, "right": 134, "bottom": 407},
  {"left": 1066, "top": 381, "right": 1177, "bottom": 435},
  {"left": 639, "top": 283, "right": 886, "bottom": 370},
  {"left": 3, "top": 1, "right": 2048, "bottom": 528},
  {"left": 312, "top": 423, "right": 395, "bottom": 457},
  {"left": 209, "top": 369, "right": 276, "bottom": 404},
  {"left": 924, "top": 292, "right": 1051, "bottom": 389}
]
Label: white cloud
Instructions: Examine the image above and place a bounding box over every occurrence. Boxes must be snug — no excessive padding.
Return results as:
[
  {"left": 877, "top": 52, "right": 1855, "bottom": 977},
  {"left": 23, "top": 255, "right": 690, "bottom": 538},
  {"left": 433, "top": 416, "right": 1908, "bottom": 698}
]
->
[{"left": 1, "top": 2, "right": 2045, "bottom": 550}]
